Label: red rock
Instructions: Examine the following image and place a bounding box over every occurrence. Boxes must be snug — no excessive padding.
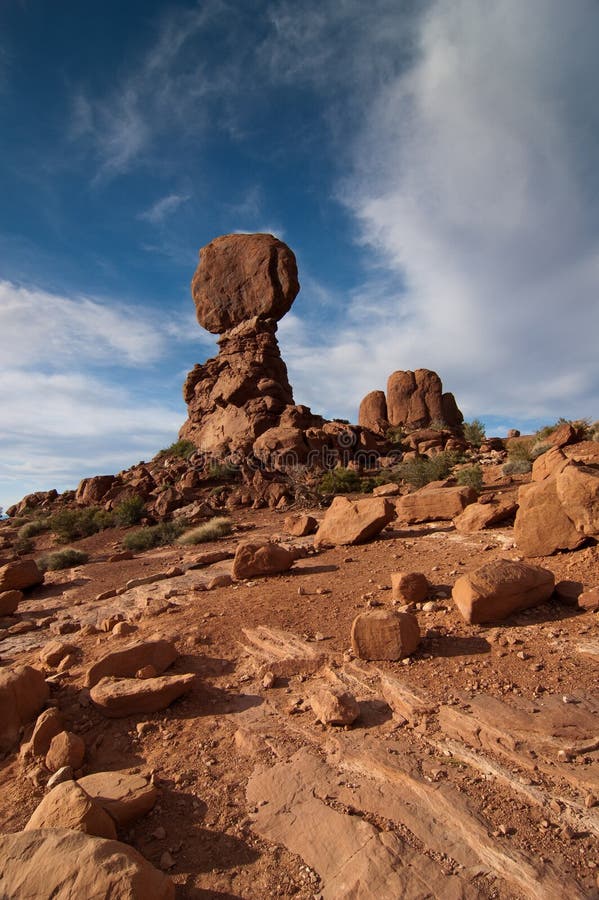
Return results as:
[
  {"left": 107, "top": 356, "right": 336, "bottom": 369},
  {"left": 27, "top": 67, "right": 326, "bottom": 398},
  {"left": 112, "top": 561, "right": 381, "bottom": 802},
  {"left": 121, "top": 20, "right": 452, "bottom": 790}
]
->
[
  {"left": 90, "top": 674, "right": 196, "bottom": 717},
  {"left": 0, "top": 558, "right": 43, "bottom": 592},
  {"left": 85, "top": 639, "right": 179, "bottom": 688},
  {"left": 22, "top": 707, "right": 64, "bottom": 758},
  {"left": 514, "top": 474, "right": 587, "bottom": 556},
  {"left": 0, "top": 829, "right": 175, "bottom": 899},
  {"left": 46, "top": 730, "right": 85, "bottom": 772},
  {"left": 77, "top": 771, "right": 158, "bottom": 825},
  {"left": 314, "top": 497, "right": 395, "bottom": 548},
  {"left": 452, "top": 559, "right": 555, "bottom": 624},
  {"left": 372, "top": 482, "right": 400, "bottom": 497},
  {"left": 191, "top": 233, "right": 299, "bottom": 334},
  {"left": 578, "top": 588, "right": 599, "bottom": 612},
  {"left": 232, "top": 541, "right": 296, "bottom": 579},
  {"left": 396, "top": 486, "right": 476, "bottom": 524},
  {"left": 25, "top": 781, "right": 117, "bottom": 840},
  {"left": 556, "top": 463, "right": 599, "bottom": 536},
  {"left": 554, "top": 580, "right": 583, "bottom": 606},
  {"left": 309, "top": 686, "right": 359, "bottom": 726},
  {"left": 564, "top": 440, "right": 599, "bottom": 466},
  {"left": 0, "top": 665, "right": 49, "bottom": 755},
  {"left": 283, "top": 513, "right": 318, "bottom": 537},
  {"left": 75, "top": 475, "right": 115, "bottom": 504},
  {"left": 546, "top": 422, "right": 580, "bottom": 447},
  {"left": 358, "top": 390, "right": 388, "bottom": 434},
  {"left": 351, "top": 609, "right": 421, "bottom": 660},
  {"left": 40, "top": 641, "right": 79, "bottom": 668},
  {"left": 0, "top": 589, "right": 21, "bottom": 615},
  {"left": 391, "top": 571, "right": 429, "bottom": 604},
  {"left": 384, "top": 369, "right": 463, "bottom": 432},
  {"left": 453, "top": 496, "right": 517, "bottom": 532},
  {"left": 531, "top": 447, "right": 568, "bottom": 481}
]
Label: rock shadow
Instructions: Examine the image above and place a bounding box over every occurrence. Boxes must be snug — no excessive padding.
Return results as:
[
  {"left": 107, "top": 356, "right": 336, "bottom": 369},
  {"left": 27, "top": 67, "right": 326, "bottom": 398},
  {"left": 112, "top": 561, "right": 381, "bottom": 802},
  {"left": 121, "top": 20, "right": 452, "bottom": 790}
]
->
[
  {"left": 426, "top": 634, "right": 491, "bottom": 658},
  {"left": 355, "top": 698, "right": 393, "bottom": 729}
]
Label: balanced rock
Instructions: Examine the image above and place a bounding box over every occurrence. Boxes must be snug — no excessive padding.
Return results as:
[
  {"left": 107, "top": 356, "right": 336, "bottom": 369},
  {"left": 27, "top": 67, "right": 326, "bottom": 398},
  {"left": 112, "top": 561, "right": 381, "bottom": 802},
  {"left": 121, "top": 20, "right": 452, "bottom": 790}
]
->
[
  {"left": 358, "top": 390, "right": 388, "bottom": 435},
  {"left": 386, "top": 369, "right": 463, "bottom": 432},
  {"left": 78, "top": 771, "right": 158, "bottom": 826},
  {"left": 310, "top": 686, "right": 359, "bottom": 726},
  {"left": 191, "top": 233, "right": 299, "bottom": 334},
  {"left": 351, "top": 609, "right": 420, "bottom": 660},
  {"left": 85, "top": 639, "right": 179, "bottom": 688},
  {"left": 0, "top": 589, "right": 21, "bottom": 616},
  {"left": 46, "top": 730, "right": 85, "bottom": 772},
  {"left": 0, "top": 664, "right": 49, "bottom": 755},
  {"left": 0, "top": 558, "right": 43, "bottom": 592},
  {"left": 232, "top": 541, "right": 296, "bottom": 579},
  {"left": 0, "top": 829, "right": 175, "bottom": 899},
  {"left": 396, "top": 485, "right": 477, "bottom": 524},
  {"left": 391, "top": 571, "right": 429, "bottom": 604},
  {"left": 452, "top": 559, "right": 555, "bottom": 624},
  {"left": 314, "top": 497, "right": 395, "bottom": 548},
  {"left": 25, "top": 781, "right": 117, "bottom": 840},
  {"left": 90, "top": 673, "right": 195, "bottom": 717}
]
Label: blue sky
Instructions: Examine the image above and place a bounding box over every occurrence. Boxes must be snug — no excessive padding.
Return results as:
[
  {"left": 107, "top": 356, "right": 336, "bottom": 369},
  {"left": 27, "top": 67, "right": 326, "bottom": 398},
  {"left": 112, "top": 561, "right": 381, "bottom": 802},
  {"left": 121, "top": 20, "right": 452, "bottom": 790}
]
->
[{"left": 1, "top": 0, "right": 598, "bottom": 509}]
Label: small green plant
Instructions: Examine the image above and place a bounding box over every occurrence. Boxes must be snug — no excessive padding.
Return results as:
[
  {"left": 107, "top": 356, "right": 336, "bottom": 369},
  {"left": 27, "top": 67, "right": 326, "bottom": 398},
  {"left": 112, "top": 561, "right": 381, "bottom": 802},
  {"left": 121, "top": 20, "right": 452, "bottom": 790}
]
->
[
  {"left": 395, "top": 451, "right": 458, "bottom": 489},
  {"left": 18, "top": 518, "right": 50, "bottom": 540},
  {"left": 456, "top": 464, "right": 483, "bottom": 491},
  {"left": 208, "top": 461, "right": 240, "bottom": 482},
  {"left": 122, "top": 521, "right": 186, "bottom": 552},
  {"left": 48, "top": 508, "right": 103, "bottom": 542},
  {"left": 463, "top": 419, "right": 486, "bottom": 447},
  {"left": 429, "top": 418, "right": 448, "bottom": 432},
  {"left": 37, "top": 548, "right": 89, "bottom": 572},
  {"left": 386, "top": 425, "right": 405, "bottom": 444},
  {"left": 113, "top": 495, "right": 146, "bottom": 526},
  {"left": 507, "top": 438, "right": 535, "bottom": 463},
  {"left": 156, "top": 439, "right": 196, "bottom": 460},
  {"left": 177, "top": 517, "right": 232, "bottom": 546},
  {"left": 502, "top": 458, "right": 532, "bottom": 476},
  {"left": 319, "top": 467, "right": 363, "bottom": 494}
]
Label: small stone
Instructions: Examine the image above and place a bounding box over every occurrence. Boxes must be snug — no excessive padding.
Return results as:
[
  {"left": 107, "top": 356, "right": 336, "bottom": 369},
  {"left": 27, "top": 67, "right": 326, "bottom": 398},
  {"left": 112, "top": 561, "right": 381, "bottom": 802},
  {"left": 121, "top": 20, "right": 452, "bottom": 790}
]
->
[
  {"left": 112, "top": 621, "right": 137, "bottom": 637},
  {"left": 46, "top": 731, "right": 85, "bottom": 773},
  {"left": 584, "top": 794, "right": 597, "bottom": 809},
  {"left": 136, "top": 666, "right": 158, "bottom": 679},
  {"left": 153, "top": 826, "right": 167, "bottom": 841},
  {"left": 262, "top": 672, "right": 276, "bottom": 690},
  {"left": 159, "top": 850, "right": 175, "bottom": 870}
]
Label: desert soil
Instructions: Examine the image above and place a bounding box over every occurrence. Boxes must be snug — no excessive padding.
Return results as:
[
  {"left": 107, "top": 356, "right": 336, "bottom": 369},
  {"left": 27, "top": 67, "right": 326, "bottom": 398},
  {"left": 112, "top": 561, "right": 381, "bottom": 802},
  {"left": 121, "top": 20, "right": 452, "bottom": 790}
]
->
[{"left": 0, "top": 472, "right": 598, "bottom": 899}]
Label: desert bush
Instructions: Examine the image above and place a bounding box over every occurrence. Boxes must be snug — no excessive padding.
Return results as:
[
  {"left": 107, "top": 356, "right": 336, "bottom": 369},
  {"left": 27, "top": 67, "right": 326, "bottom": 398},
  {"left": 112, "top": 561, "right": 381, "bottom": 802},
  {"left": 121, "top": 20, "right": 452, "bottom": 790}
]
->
[
  {"left": 463, "top": 419, "right": 486, "bottom": 447},
  {"left": 386, "top": 425, "right": 405, "bottom": 444},
  {"left": 37, "top": 548, "right": 89, "bottom": 572},
  {"left": 395, "top": 451, "right": 458, "bottom": 489},
  {"left": 122, "top": 521, "right": 186, "bottom": 552},
  {"left": 18, "top": 518, "right": 50, "bottom": 540},
  {"left": 48, "top": 508, "right": 103, "bottom": 542},
  {"left": 429, "top": 418, "right": 448, "bottom": 432},
  {"left": 456, "top": 464, "right": 483, "bottom": 491},
  {"left": 502, "top": 458, "right": 532, "bottom": 476},
  {"left": 319, "top": 467, "right": 363, "bottom": 494},
  {"left": 507, "top": 438, "right": 535, "bottom": 463},
  {"left": 208, "top": 461, "right": 240, "bottom": 482},
  {"left": 156, "top": 439, "right": 196, "bottom": 460},
  {"left": 15, "top": 536, "right": 34, "bottom": 554},
  {"left": 177, "top": 517, "right": 232, "bottom": 546},
  {"left": 113, "top": 495, "right": 146, "bottom": 526}
]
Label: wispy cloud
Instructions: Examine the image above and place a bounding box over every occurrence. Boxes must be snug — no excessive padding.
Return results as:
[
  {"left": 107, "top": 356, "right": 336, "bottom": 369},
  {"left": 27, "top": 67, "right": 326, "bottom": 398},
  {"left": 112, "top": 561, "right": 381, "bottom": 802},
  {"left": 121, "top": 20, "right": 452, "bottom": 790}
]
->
[{"left": 139, "top": 192, "right": 191, "bottom": 224}]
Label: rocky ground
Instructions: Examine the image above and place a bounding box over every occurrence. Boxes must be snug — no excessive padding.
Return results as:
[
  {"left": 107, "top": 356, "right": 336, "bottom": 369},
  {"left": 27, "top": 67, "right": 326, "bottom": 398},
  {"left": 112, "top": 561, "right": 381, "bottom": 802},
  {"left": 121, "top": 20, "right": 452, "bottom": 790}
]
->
[{"left": 0, "top": 465, "right": 597, "bottom": 899}]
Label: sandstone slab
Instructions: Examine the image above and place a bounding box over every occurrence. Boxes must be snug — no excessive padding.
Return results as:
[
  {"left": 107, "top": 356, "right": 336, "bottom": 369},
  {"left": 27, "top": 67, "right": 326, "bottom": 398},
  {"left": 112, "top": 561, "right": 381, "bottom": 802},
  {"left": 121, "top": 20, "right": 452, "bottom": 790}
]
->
[
  {"left": 283, "top": 513, "right": 318, "bottom": 536},
  {"left": 314, "top": 496, "right": 394, "bottom": 548},
  {"left": 351, "top": 610, "right": 420, "bottom": 661},
  {"left": 78, "top": 771, "right": 158, "bottom": 825},
  {"left": 25, "top": 781, "right": 117, "bottom": 840},
  {"left": 242, "top": 626, "right": 325, "bottom": 677},
  {"left": 396, "top": 486, "right": 477, "bottom": 524},
  {"left": 85, "top": 639, "right": 179, "bottom": 688},
  {"left": 309, "top": 686, "right": 359, "bottom": 726},
  {"left": 90, "top": 674, "right": 195, "bottom": 717},
  {"left": 452, "top": 559, "right": 555, "bottom": 624},
  {"left": 453, "top": 496, "right": 517, "bottom": 533},
  {"left": 514, "top": 477, "right": 585, "bottom": 556},
  {"left": 0, "top": 829, "right": 174, "bottom": 899}
]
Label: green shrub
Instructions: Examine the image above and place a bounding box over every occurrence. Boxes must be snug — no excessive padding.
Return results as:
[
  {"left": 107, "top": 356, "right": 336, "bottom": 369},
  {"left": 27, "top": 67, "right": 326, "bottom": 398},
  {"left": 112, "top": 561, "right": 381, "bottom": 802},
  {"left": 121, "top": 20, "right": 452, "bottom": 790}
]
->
[
  {"left": 395, "top": 451, "right": 458, "bottom": 489},
  {"left": 502, "top": 458, "right": 532, "bottom": 476},
  {"left": 319, "top": 467, "right": 363, "bottom": 494},
  {"left": 507, "top": 438, "right": 535, "bottom": 463},
  {"left": 48, "top": 508, "right": 102, "bottom": 542},
  {"left": 37, "top": 548, "right": 89, "bottom": 572},
  {"left": 15, "top": 536, "right": 34, "bottom": 554},
  {"left": 113, "top": 495, "right": 146, "bottom": 526},
  {"left": 456, "top": 464, "right": 483, "bottom": 491},
  {"left": 429, "top": 418, "right": 448, "bottom": 432},
  {"left": 463, "top": 419, "right": 486, "bottom": 447},
  {"left": 156, "top": 439, "right": 196, "bottom": 460},
  {"left": 18, "top": 518, "right": 50, "bottom": 540},
  {"left": 208, "top": 461, "right": 240, "bottom": 482},
  {"left": 122, "top": 521, "right": 186, "bottom": 552},
  {"left": 177, "top": 517, "right": 232, "bottom": 546},
  {"left": 92, "top": 508, "right": 116, "bottom": 530},
  {"left": 386, "top": 425, "right": 405, "bottom": 444}
]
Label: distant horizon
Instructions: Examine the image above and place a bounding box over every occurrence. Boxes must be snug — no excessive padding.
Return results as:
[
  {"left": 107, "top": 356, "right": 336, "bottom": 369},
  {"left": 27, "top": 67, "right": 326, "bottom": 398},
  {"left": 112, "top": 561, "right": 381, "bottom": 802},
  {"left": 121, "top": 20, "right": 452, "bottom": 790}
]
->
[{"left": 2, "top": 0, "right": 597, "bottom": 509}]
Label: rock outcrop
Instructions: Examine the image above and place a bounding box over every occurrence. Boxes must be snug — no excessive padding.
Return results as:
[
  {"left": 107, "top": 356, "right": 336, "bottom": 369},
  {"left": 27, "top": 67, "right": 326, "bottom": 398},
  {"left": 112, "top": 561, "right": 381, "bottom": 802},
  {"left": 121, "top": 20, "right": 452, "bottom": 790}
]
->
[{"left": 359, "top": 369, "right": 464, "bottom": 436}]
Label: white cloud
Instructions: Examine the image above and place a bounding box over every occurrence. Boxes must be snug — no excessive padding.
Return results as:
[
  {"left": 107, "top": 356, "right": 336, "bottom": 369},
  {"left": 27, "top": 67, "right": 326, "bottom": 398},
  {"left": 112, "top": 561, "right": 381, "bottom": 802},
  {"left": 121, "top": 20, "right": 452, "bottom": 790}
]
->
[
  {"left": 139, "top": 193, "right": 191, "bottom": 224},
  {"left": 276, "top": 0, "right": 599, "bottom": 427}
]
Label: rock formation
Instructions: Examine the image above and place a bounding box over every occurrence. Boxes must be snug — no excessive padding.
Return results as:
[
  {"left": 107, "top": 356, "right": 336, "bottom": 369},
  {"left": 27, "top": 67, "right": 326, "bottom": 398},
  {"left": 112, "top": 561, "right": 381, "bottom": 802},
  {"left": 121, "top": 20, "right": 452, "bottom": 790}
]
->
[{"left": 359, "top": 368, "right": 463, "bottom": 435}]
